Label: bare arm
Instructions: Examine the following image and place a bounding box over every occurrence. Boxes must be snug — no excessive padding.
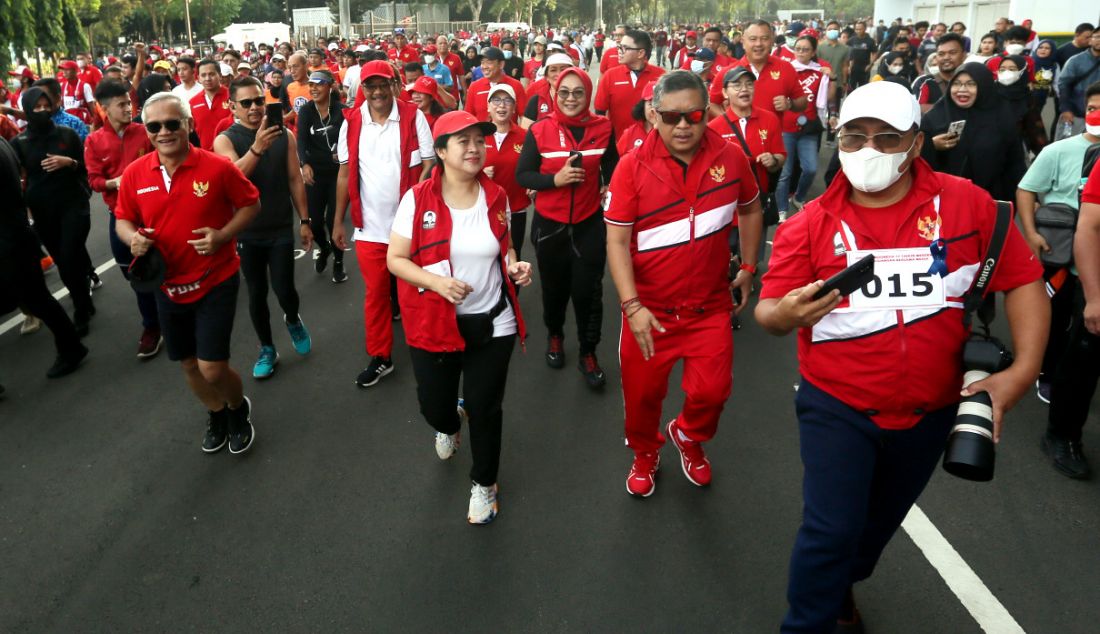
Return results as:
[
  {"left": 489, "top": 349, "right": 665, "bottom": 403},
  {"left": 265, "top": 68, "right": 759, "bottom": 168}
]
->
[
  {"left": 332, "top": 163, "right": 350, "bottom": 250},
  {"left": 1014, "top": 188, "right": 1050, "bottom": 258},
  {"left": 1076, "top": 201, "right": 1100, "bottom": 334},
  {"left": 286, "top": 132, "right": 313, "bottom": 251}
]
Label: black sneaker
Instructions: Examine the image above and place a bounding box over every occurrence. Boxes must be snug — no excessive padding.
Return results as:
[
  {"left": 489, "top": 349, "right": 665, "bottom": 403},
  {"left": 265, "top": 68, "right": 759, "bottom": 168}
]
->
[
  {"left": 315, "top": 246, "right": 330, "bottom": 274},
  {"left": 545, "top": 335, "right": 565, "bottom": 369},
  {"left": 332, "top": 259, "right": 348, "bottom": 283},
  {"left": 202, "top": 408, "right": 229, "bottom": 453},
  {"left": 578, "top": 353, "right": 606, "bottom": 389},
  {"left": 73, "top": 313, "right": 91, "bottom": 338},
  {"left": 356, "top": 356, "right": 394, "bottom": 388},
  {"left": 46, "top": 344, "right": 88, "bottom": 378},
  {"left": 1040, "top": 432, "right": 1091, "bottom": 479},
  {"left": 227, "top": 396, "right": 255, "bottom": 455},
  {"left": 1036, "top": 379, "right": 1052, "bottom": 404}
]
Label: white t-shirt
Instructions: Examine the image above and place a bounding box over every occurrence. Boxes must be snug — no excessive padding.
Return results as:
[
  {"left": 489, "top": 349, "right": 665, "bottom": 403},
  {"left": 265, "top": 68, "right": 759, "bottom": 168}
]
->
[
  {"left": 171, "top": 81, "right": 203, "bottom": 103},
  {"left": 342, "top": 64, "right": 361, "bottom": 105},
  {"left": 337, "top": 102, "right": 434, "bottom": 243},
  {"left": 393, "top": 186, "right": 517, "bottom": 337}
]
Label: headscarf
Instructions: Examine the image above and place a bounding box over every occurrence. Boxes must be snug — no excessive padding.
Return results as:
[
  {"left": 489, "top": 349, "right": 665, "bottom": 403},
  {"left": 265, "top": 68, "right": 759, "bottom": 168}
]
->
[
  {"left": 20, "top": 87, "right": 55, "bottom": 137},
  {"left": 995, "top": 55, "right": 1031, "bottom": 120},
  {"left": 462, "top": 46, "right": 481, "bottom": 73},
  {"left": 949, "top": 62, "right": 998, "bottom": 119},
  {"left": 1032, "top": 40, "right": 1058, "bottom": 73},
  {"left": 551, "top": 67, "right": 599, "bottom": 128},
  {"left": 137, "top": 74, "right": 173, "bottom": 110}
]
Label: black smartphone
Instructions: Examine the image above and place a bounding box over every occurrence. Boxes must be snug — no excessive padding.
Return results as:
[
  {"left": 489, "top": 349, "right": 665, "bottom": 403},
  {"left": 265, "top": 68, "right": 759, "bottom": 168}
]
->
[
  {"left": 569, "top": 150, "right": 582, "bottom": 168},
  {"left": 812, "top": 253, "right": 876, "bottom": 300},
  {"left": 264, "top": 103, "right": 284, "bottom": 131}
]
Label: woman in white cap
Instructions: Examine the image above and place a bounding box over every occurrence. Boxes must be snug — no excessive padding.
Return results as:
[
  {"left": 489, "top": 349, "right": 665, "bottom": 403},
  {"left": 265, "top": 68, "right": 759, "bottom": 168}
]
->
[
  {"left": 483, "top": 84, "right": 530, "bottom": 257},
  {"left": 520, "top": 52, "right": 574, "bottom": 126},
  {"left": 386, "top": 110, "right": 532, "bottom": 525}
]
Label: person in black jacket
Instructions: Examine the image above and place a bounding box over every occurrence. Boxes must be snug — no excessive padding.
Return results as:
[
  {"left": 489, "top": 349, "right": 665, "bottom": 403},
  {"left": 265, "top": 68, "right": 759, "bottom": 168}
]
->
[
  {"left": 10, "top": 87, "right": 96, "bottom": 335},
  {"left": 296, "top": 70, "right": 347, "bottom": 282},
  {"left": 920, "top": 61, "right": 1026, "bottom": 201},
  {"left": 0, "top": 136, "right": 87, "bottom": 382}
]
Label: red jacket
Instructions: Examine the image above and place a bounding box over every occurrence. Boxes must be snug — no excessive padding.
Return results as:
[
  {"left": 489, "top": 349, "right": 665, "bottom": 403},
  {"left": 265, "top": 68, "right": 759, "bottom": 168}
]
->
[
  {"left": 84, "top": 121, "right": 153, "bottom": 212},
  {"left": 526, "top": 115, "right": 613, "bottom": 225},
  {"left": 760, "top": 159, "right": 1042, "bottom": 429},
  {"left": 605, "top": 127, "right": 760, "bottom": 312},
  {"left": 485, "top": 126, "right": 529, "bottom": 212},
  {"left": 189, "top": 87, "right": 232, "bottom": 150},
  {"left": 343, "top": 99, "right": 423, "bottom": 230},
  {"left": 616, "top": 122, "right": 648, "bottom": 156},
  {"left": 398, "top": 171, "right": 526, "bottom": 352}
]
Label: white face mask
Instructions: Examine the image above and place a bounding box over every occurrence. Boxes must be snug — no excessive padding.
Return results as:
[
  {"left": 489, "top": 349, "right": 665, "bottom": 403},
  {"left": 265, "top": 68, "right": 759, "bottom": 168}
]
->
[
  {"left": 77, "top": 60, "right": 86, "bottom": 68},
  {"left": 888, "top": 64, "right": 904, "bottom": 75},
  {"left": 826, "top": 29, "right": 840, "bottom": 40},
  {"left": 690, "top": 60, "right": 707, "bottom": 74},
  {"left": 997, "top": 70, "right": 1021, "bottom": 85},
  {"left": 1087, "top": 124, "right": 1100, "bottom": 136},
  {"left": 839, "top": 139, "right": 915, "bottom": 193},
  {"left": 927, "top": 64, "right": 939, "bottom": 76},
  {"left": 503, "top": 50, "right": 513, "bottom": 59},
  {"left": 424, "top": 55, "right": 436, "bottom": 64},
  {"left": 1004, "top": 43, "right": 1025, "bottom": 55}
]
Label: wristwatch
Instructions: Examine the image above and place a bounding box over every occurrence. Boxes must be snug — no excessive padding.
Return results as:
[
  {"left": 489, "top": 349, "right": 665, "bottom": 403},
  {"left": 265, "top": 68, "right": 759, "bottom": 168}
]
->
[{"left": 300, "top": 218, "right": 310, "bottom": 225}]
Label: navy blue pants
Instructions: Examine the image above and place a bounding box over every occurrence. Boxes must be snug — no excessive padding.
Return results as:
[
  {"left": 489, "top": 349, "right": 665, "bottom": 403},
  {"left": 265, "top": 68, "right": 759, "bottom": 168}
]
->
[
  {"left": 109, "top": 213, "right": 159, "bottom": 330},
  {"left": 782, "top": 379, "right": 956, "bottom": 633}
]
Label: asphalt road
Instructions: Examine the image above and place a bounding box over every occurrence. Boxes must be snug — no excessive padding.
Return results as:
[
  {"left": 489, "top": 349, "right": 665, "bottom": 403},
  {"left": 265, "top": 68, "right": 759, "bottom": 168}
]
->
[{"left": 2, "top": 63, "right": 1099, "bottom": 633}]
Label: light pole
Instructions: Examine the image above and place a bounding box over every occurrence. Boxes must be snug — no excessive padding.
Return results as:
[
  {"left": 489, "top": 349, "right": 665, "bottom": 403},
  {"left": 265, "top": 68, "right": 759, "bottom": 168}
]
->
[{"left": 184, "top": 0, "right": 194, "bottom": 49}]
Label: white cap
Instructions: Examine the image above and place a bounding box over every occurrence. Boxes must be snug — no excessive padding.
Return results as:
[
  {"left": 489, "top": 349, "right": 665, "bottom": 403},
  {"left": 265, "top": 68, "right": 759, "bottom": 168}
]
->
[
  {"left": 488, "top": 83, "right": 516, "bottom": 101},
  {"left": 355, "top": 44, "right": 368, "bottom": 52},
  {"left": 838, "top": 81, "right": 921, "bottom": 131},
  {"left": 544, "top": 52, "right": 574, "bottom": 67},
  {"left": 327, "top": 42, "right": 338, "bottom": 51},
  {"left": 272, "top": 53, "right": 286, "bottom": 61}
]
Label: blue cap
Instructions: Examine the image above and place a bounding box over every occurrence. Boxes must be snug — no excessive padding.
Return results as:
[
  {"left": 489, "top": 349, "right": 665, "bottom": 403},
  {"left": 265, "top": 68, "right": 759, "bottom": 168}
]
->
[{"left": 692, "top": 47, "right": 716, "bottom": 62}]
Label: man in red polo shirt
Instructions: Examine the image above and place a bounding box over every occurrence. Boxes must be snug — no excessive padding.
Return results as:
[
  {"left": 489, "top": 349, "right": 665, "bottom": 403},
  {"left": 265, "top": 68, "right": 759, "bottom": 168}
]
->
[
  {"left": 707, "top": 66, "right": 786, "bottom": 191},
  {"left": 390, "top": 32, "right": 420, "bottom": 65},
  {"left": 599, "top": 25, "right": 628, "bottom": 74},
  {"left": 188, "top": 59, "right": 232, "bottom": 149},
  {"left": 76, "top": 53, "right": 103, "bottom": 88},
  {"left": 756, "top": 81, "right": 1045, "bottom": 632},
  {"left": 707, "top": 20, "right": 807, "bottom": 120},
  {"left": 606, "top": 71, "right": 763, "bottom": 498},
  {"left": 115, "top": 91, "right": 261, "bottom": 456},
  {"left": 594, "top": 29, "right": 665, "bottom": 141},
  {"left": 85, "top": 79, "right": 162, "bottom": 359},
  {"left": 464, "top": 48, "right": 527, "bottom": 122}
]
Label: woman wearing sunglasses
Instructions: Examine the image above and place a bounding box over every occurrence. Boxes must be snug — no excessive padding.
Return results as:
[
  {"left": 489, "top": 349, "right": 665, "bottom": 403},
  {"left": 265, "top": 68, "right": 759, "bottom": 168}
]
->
[{"left": 516, "top": 66, "right": 618, "bottom": 389}]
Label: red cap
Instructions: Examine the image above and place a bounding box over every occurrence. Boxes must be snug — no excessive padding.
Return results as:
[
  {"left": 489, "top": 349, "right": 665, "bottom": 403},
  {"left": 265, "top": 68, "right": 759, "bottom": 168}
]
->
[
  {"left": 641, "top": 80, "right": 657, "bottom": 101},
  {"left": 59, "top": 60, "right": 79, "bottom": 71},
  {"left": 359, "top": 60, "right": 394, "bottom": 82},
  {"left": 423, "top": 44, "right": 438, "bottom": 55},
  {"left": 431, "top": 110, "right": 496, "bottom": 141},
  {"left": 686, "top": 30, "right": 698, "bottom": 38},
  {"left": 410, "top": 75, "right": 440, "bottom": 99},
  {"left": 108, "top": 56, "right": 118, "bottom": 64},
  {"left": 799, "top": 28, "right": 820, "bottom": 39}
]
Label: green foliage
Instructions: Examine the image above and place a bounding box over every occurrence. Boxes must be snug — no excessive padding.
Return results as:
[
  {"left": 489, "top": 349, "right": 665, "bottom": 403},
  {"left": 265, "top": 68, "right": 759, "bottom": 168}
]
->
[
  {"left": 62, "top": 0, "right": 89, "bottom": 52},
  {"left": 35, "top": 0, "right": 69, "bottom": 54}
]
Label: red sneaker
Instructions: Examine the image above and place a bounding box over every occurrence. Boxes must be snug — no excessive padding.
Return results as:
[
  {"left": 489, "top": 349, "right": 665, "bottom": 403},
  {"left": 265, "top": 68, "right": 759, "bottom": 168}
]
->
[
  {"left": 40, "top": 256, "right": 54, "bottom": 272},
  {"left": 626, "top": 451, "right": 660, "bottom": 497},
  {"left": 137, "top": 328, "right": 163, "bottom": 359},
  {"left": 667, "top": 419, "right": 711, "bottom": 486}
]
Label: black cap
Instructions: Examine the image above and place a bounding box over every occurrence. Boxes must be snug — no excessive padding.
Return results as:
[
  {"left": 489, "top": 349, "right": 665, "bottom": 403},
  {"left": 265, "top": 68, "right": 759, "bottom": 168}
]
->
[
  {"left": 128, "top": 247, "right": 166, "bottom": 293},
  {"left": 723, "top": 66, "right": 755, "bottom": 86},
  {"left": 482, "top": 47, "right": 506, "bottom": 61}
]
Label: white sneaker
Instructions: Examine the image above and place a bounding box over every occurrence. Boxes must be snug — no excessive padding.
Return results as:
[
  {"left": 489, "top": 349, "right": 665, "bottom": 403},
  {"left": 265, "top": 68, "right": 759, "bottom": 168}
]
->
[
  {"left": 435, "top": 399, "right": 468, "bottom": 460},
  {"left": 20, "top": 315, "right": 42, "bottom": 335},
  {"left": 777, "top": 211, "right": 788, "bottom": 223},
  {"left": 467, "top": 483, "right": 499, "bottom": 525}
]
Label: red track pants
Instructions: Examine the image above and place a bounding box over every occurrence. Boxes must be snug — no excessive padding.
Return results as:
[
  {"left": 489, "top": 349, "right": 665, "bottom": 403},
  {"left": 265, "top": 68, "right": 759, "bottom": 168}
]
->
[
  {"left": 355, "top": 240, "right": 393, "bottom": 358},
  {"left": 619, "top": 309, "right": 733, "bottom": 454}
]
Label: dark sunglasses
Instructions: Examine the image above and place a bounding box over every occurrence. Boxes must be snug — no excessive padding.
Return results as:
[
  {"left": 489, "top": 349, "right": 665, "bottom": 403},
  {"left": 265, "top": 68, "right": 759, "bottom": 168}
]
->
[
  {"left": 146, "top": 119, "right": 183, "bottom": 134},
  {"left": 235, "top": 97, "right": 265, "bottom": 108},
  {"left": 656, "top": 109, "right": 706, "bottom": 125}
]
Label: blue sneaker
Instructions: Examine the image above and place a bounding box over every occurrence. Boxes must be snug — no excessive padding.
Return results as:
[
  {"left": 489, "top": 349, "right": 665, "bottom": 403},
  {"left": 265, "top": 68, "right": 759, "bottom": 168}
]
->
[
  {"left": 285, "top": 315, "right": 311, "bottom": 355},
  {"left": 252, "top": 345, "right": 279, "bottom": 379}
]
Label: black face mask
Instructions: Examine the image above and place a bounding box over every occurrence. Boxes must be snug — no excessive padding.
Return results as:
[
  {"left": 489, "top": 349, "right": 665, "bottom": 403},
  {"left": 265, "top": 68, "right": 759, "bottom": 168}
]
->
[{"left": 27, "top": 110, "right": 54, "bottom": 133}]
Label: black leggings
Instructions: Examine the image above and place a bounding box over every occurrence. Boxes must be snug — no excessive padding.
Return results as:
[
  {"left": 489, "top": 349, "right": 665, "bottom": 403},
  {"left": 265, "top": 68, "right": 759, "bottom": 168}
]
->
[
  {"left": 1, "top": 239, "right": 83, "bottom": 358},
  {"left": 409, "top": 335, "right": 516, "bottom": 486},
  {"left": 33, "top": 207, "right": 94, "bottom": 317},
  {"left": 306, "top": 168, "right": 342, "bottom": 261},
  {"left": 531, "top": 210, "right": 605, "bottom": 354},
  {"left": 511, "top": 211, "right": 527, "bottom": 260},
  {"left": 237, "top": 237, "right": 301, "bottom": 347}
]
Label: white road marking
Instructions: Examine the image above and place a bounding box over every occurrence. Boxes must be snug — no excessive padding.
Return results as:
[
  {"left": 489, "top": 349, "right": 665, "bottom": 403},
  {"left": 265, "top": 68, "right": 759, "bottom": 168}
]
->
[
  {"left": 0, "top": 259, "right": 118, "bottom": 337},
  {"left": 903, "top": 505, "right": 1026, "bottom": 633}
]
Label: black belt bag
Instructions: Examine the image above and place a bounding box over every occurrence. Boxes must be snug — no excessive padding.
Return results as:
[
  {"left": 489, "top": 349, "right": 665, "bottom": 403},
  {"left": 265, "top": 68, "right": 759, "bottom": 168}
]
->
[
  {"left": 1034, "top": 203, "right": 1077, "bottom": 267},
  {"left": 456, "top": 291, "right": 508, "bottom": 348}
]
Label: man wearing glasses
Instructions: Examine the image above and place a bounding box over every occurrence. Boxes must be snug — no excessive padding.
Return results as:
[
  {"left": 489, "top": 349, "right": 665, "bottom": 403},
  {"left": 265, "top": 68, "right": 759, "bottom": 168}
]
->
[
  {"left": 600, "top": 24, "right": 629, "bottom": 74},
  {"left": 114, "top": 92, "right": 262, "bottom": 456},
  {"left": 756, "top": 81, "right": 1045, "bottom": 631},
  {"left": 332, "top": 60, "right": 435, "bottom": 388},
  {"left": 707, "top": 20, "right": 806, "bottom": 121},
  {"left": 464, "top": 47, "right": 527, "bottom": 123},
  {"left": 594, "top": 29, "right": 665, "bottom": 142},
  {"left": 605, "top": 70, "right": 763, "bottom": 498}
]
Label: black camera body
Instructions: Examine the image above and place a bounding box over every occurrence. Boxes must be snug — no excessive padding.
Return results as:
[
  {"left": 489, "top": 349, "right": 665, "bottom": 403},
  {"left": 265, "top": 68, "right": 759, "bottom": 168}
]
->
[{"left": 943, "top": 336, "right": 1014, "bottom": 481}]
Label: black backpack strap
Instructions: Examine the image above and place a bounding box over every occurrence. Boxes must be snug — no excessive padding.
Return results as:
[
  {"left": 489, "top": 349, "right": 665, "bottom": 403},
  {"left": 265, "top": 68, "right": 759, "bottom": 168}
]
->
[
  {"left": 724, "top": 113, "right": 757, "bottom": 177},
  {"left": 963, "top": 200, "right": 1013, "bottom": 331}
]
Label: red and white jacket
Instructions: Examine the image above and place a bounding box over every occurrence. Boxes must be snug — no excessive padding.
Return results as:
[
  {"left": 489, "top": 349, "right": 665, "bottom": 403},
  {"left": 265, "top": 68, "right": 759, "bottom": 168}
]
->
[
  {"left": 761, "top": 159, "right": 1042, "bottom": 429},
  {"left": 343, "top": 99, "right": 423, "bottom": 231},
  {"left": 605, "top": 127, "right": 760, "bottom": 313},
  {"left": 527, "top": 114, "right": 613, "bottom": 225},
  {"left": 397, "top": 171, "right": 527, "bottom": 352}
]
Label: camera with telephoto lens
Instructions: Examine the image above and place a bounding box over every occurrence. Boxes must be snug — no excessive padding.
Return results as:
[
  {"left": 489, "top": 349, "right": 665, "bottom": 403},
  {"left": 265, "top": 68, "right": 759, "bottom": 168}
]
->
[{"left": 942, "top": 336, "right": 1014, "bottom": 481}]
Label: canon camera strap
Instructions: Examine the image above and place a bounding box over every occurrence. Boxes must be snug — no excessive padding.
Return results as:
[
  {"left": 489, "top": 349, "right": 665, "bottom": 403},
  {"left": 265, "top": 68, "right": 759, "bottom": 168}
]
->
[{"left": 962, "top": 200, "right": 1013, "bottom": 332}]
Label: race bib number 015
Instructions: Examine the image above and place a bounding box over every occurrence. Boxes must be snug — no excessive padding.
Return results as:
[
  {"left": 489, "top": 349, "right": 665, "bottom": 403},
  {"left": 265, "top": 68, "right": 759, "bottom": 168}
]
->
[{"left": 845, "top": 248, "right": 945, "bottom": 311}]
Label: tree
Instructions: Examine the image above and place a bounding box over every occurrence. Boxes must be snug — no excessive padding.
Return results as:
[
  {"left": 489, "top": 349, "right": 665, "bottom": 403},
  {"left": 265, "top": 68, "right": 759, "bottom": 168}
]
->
[
  {"left": 35, "top": 0, "right": 68, "bottom": 55},
  {"left": 62, "top": 0, "right": 89, "bottom": 53}
]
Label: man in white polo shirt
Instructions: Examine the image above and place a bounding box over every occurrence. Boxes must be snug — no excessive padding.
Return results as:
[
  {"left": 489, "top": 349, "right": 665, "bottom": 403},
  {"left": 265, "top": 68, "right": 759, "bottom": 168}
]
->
[{"left": 332, "top": 60, "right": 435, "bottom": 388}]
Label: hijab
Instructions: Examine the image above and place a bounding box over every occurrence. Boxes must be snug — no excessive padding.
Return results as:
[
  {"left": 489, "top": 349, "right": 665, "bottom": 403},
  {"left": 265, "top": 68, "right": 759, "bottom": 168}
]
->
[
  {"left": 20, "top": 87, "right": 55, "bottom": 137},
  {"left": 1032, "top": 40, "right": 1058, "bottom": 73},
  {"left": 996, "top": 55, "right": 1031, "bottom": 121},
  {"left": 462, "top": 46, "right": 481, "bottom": 73},
  {"left": 551, "top": 67, "right": 599, "bottom": 128}
]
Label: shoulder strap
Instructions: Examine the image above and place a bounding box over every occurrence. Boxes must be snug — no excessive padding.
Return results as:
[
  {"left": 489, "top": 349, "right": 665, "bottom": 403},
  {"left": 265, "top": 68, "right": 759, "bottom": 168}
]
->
[
  {"left": 723, "top": 114, "right": 761, "bottom": 187},
  {"left": 963, "top": 200, "right": 1013, "bottom": 331}
]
